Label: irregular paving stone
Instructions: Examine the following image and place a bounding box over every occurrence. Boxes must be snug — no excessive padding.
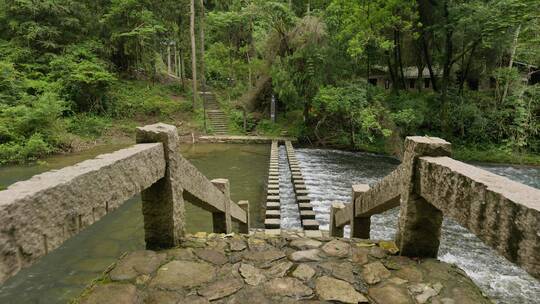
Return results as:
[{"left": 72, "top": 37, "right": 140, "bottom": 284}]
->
[
  {"left": 290, "top": 238, "right": 322, "bottom": 250},
  {"left": 388, "top": 277, "right": 409, "bottom": 285},
  {"left": 244, "top": 249, "right": 285, "bottom": 262},
  {"left": 324, "top": 262, "right": 355, "bottom": 283},
  {"left": 321, "top": 240, "right": 350, "bottom": 257},
  {"left": 195, "top": 249, "right": 228, "bottom": 265},
  {"left": 217, "top": 263, "right": 241, "bottom": 279},
  {"left": 263, "top": 277, "right": 313, "bottom": 298},
  {"left": 265, "top": 261, "right": 293, "bottom": 278},
  {"left": 239, "top": 263, "right": 266, "bottom": 286},
  {"left": 408, "top": 283, "right": 440, "bottom": 304},
  {"left": 248, "top": 238, "right": 272, "bottom": 251},
  {"left": 229, "top": 238, "right": 247, "bottom": 251},
  {"left": 315, "top": 276, "right": 368, "bottom": 303},
  {"left": 368, "top": 246, "right": 387, "bottom": 259},
  {"left": 368, "top": 284, "right": 413, "bottom": 304},
  {"left": 150, "top": 261, "right": 215, "bottom": 290},
  {"left": 198, "top": 278, "right": 244, "bottom": 300},
  {"left": 110, "top": 250, "right": 166, "bottom": 281},
  {"left": 289, "top": 249, "right": 322, "bottom": 262},
  {"left": 144, "top": 290, "right": 183, "bottom": 304},
  {"left": 383, "top": 256, "right": 413, "bottom": 270},
  {"left": 226, "top": 286, "right": 271, "bottom": 304},
  {"left": 351, "top": 248, "right": 369, "bottom": 265},
  {"left": 206, "top": 240, "right": 228, "bottom": 251},
  {"left": 82, "top": 283, "right": 139, "bottom": 304},
  {"left": 362, "top": 261, "right": 391, "bottom": 284},
  {"left": 292, "top": 264, "right": 316, "bottom": 282},
  {"left": 166, "top": 248, "right": 196, "bottom": 261},
  {"left": 378, "top": 241, "right": 399, "bottom": 254},
  {"left": 396, "top": 266, "right": 424, "bottom": 283},
  {"left": 182, "top": 295, "right": 211, "bottom": 304}
]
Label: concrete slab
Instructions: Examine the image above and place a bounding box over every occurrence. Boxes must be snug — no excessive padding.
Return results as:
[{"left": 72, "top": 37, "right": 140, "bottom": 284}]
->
[
  {"left": 302, "top": 219, "right": 319, "bottom": 230},
  {"left": 265, "top": 218, "right": 281, "bottom": 229},
  {"left": 267, "top": 195, "right": 280, "bottom": 202},
  {"left": 300, "top": 210, "right": 316, "bottom": 219},
  {"left": 265, "top": 210, "right": 281, "bottom": 218},
  {"left": 298, "top": 203, "right": 312, "bottom": 210},
  {"left": 266, "top": 202, "right": 280, "bottom": 210},
  {"left": 297, "top": 196, "right": 311, "bottom": 203}
]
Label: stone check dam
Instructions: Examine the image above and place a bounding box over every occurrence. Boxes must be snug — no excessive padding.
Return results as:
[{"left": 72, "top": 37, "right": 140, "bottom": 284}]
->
[{"left": 0, "top": 123, "right": 538, "bottom": 303}]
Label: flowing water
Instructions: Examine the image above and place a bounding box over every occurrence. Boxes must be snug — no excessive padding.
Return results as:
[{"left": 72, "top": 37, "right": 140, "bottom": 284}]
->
[
  {"left": 0, "top": 143, "right": 269, "bottom": 303},
  {"left": 295, "top": 148, "right": 540, "bottom": 304},
  {"left": 278, "top": 146, "right": 302, "bottom": 229},
  {"left": 0, "top": 143, "right": 538, "bottom": 303}
]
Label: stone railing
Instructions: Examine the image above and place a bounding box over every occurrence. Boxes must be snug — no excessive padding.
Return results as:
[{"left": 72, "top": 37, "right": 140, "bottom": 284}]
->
[
  {"left": 0, "top": 123, "right": 249, "bottom": 284},
  {"left": 330, "top": 136, "right": 540, "bottom": 279}
]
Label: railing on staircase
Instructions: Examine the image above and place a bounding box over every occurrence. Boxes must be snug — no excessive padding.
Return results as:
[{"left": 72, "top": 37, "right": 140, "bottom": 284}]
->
[
  {"left": 329, "top": 136, "right": 540, "bottom": 279},
  {"left": 0, "top": 123, "right": 249, "bottom": 284}
]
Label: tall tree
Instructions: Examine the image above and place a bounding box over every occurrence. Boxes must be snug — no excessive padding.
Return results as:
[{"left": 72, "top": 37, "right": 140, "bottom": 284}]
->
[{"left": 190, "top": 0, "right": 198, "bottom": 108}]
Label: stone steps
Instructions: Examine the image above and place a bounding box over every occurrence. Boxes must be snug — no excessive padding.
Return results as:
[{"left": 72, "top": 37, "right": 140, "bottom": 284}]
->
[{"left": 202, "top": 93, "right": 229, "bottom": 135}]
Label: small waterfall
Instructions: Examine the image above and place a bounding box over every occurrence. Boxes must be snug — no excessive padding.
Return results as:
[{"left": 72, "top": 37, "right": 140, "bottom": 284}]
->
[{"left": 278, "top": 146, "right": 301, "bottom": 229}]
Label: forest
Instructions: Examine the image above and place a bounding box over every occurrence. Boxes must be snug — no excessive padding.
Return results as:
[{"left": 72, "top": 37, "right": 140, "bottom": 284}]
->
[{"left": 0, "top": 0, "right": 538, "bottom": 164}]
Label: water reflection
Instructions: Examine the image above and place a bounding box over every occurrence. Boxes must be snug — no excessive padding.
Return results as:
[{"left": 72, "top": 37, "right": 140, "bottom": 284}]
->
[{"left": 0, "top": 143, "right": 269, "bottom": 303}]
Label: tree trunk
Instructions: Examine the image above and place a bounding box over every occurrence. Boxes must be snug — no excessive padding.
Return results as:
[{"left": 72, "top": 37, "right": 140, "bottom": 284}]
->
[
  {"left": 179, "top": 48, "right": 185, "bottom": 87},
  {"left": 501, "top": 24, "right": 521, "bottom": 105},
  {"left": 421, "top": 31, "right": 438, "bottom": 91},
  {"left": 167, "top": 44, "right": 172, "bottom": 75},
  {"left": 396, "top": 30, "right": 407, "bottom": 90},
  {"left": 440, "top": 0, "right": 453, "bottom": 134},
  {"left": 199, "top": 0, "right": 206, "bottom": 93},
  {"left": 190, "top": 0, "right": 197, "bottom": 109}
]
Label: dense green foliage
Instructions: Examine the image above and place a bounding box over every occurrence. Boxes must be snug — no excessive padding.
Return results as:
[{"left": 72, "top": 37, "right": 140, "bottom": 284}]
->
[{"left": 0, "top": 0, "right": 538, "bottom": 164}]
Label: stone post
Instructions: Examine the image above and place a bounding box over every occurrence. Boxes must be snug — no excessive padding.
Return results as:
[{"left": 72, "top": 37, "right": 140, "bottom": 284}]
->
[
  {"left": 136, "top": 123, "right": 185, "bottom": 250},
  {"left": 396, "top": 136, "right": 451, "bottom": 257},
  {"left": 330, "top": 202, "right": 345, "bottom": 237},
  {"left": 350, "top": 184, "right": 370, "bottom": 239},
  {"left": 211, "top": 178, "right": 232, "bottom": 233},
  {"left": 238, "top": 200, "right": 250, "bottom": 234}
]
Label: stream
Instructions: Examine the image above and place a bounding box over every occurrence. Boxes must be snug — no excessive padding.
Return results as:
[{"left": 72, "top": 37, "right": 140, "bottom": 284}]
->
[
  {"left": 0, "top": 143, "right": 538, "bottom": 303},
  {"left": 295, "top": 148, "right": 540, "bottom": 304}
]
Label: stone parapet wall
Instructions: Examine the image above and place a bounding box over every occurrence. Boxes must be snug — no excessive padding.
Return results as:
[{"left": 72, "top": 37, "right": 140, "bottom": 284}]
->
[
  {"left": 417, "top": 156, "right": 540, "bottom": 279},
  {"left": 0, "top": 143, "right": 166, "bottom": 283},
  {"left": 199, "top": 135, "right": 297, "bottom": 144}
]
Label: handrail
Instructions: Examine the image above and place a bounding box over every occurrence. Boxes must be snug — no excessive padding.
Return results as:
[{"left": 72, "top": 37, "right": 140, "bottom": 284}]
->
[
  {"left": 330, "top": 136, "right": 540, "bottom": 279},
  {"left": 0, "top": 123, "right": 249, "bottom": 284}
]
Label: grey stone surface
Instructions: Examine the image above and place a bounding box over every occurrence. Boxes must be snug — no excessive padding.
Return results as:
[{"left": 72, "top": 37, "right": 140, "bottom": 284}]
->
[
  {"left": 289, "top": 249, "right": 322, "bottom": 262},
  {"left": 82, "top": 283, "right": 140, "bottom": 304},
  {"left": 150, "top": 261, "right": 215, "bottom": 289},
  {"left": 77, "top": 232, "right": 491, "bottom": 304},
  {"left": 315, "top": 276, "right": 368, "bottom": 303},
  {"left": 362, "top": 261, "right": 391, "bottom": 284},
  {"left": 263, "top": 277, "right": 313, "bottom": 298},
  {"left": 321, "top": 240, "right": 350, "bottom": 257},
  {"left": 292, "top": 264, "right": 316, "bottom": 282},
  {"left": 239, "top": 263, "right": 266, "bottom": 286},
  {"left": 110, "top": 250, "right": 166, "bottom": 281},
  {"left": 290, "top": 238, "right": 322, "bottom": 250},
  {"left": 197, "top": 278, "right": 244, "bottom": 300}
]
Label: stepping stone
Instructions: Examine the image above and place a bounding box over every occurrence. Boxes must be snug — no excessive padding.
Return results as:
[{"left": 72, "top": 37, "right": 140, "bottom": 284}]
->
[
  {"left": 268, "top": 184, "right": 279, "bottom": 189},
  {"left": 267, "top": 195, "right": 280, "bottom": 202},
  {"left": 298, "top": 203, "right": 312, "bottom": 210},
  {"left": 295, "top": 185, "right": 307, "bottom": 191},
  {"left": 266, "top": 202, "right": 280, "bottom": 210},
  {"left": 295, "top": 189, "right": 309, "bottom": 196},
  {"left": 269, "top": 172, "right": 279, "bottom": 177},
  {"left": 268, "top": 177, "right": 279, "bottom": 182},
  {"left": 292, "top": 174, "right": 303, "bottom": 180},
  {"left": 267, "top": 189, "right": 279, "bottom": 195},
  {"left": 300, "top": 210, "right": 316, "bottom": 219},
  {"left": 297, "top": 196, "right": 311, "bottom": 203},
  {"left": 302, "top": 219, "right": 319, "bottom": 230},
  {"left": 266, "top": 210, "right": 281, "bottom": 219},
  {"left": 265, "top": 218, "right": 281, "bottom": 229}
]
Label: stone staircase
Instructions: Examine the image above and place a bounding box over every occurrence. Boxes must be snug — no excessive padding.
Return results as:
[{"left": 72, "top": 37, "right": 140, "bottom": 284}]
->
[{"left": 203, "top": 93, "right": 228, "bottom": 135}]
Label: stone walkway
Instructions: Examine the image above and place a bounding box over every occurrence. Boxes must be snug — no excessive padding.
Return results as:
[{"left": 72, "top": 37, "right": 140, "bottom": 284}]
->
[{"left": 76, "top": 231, "right": 491, "bottom": 304}]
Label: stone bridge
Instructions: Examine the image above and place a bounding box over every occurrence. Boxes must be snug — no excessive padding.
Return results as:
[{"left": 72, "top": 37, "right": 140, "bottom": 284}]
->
[{"left": 0, "top": 124, "right": 539, "bottom": 303}]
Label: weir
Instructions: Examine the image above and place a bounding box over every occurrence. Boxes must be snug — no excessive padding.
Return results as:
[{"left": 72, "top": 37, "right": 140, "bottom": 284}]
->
[{"left": 0, "top": 124, "right": 538, "bottom": 303}]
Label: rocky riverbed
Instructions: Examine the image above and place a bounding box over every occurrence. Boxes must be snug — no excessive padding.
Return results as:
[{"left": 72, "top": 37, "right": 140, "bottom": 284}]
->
[{"left": 75, "top": 231, "right": 491, "bottom": 304}]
